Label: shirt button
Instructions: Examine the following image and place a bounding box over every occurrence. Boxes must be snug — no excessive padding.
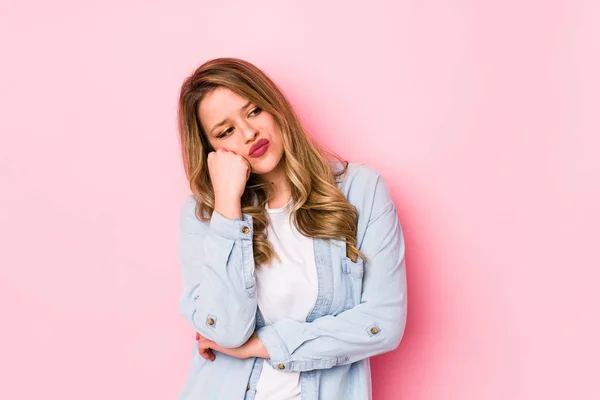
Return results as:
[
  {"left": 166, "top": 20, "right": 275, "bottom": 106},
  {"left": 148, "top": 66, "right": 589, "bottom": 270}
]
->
[
  {"left": 246, "top": 384, "right": 250, "bottom": 391},
  {"left": 277, "top": 363, "right": 285, "bottom": 370},
  {"left": 242, "top": 226, "right": 250, "bottom": 234},
  {"left": 370, "top": 327, "right": 379, "bottom": 334},
  {"left": 207, "top": 317, "right": 215, "bottom": 325}
]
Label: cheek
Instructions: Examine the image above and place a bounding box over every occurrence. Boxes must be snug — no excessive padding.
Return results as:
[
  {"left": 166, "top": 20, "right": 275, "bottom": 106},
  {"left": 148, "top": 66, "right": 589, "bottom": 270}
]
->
[
  {"left": 274, "top": 129, "right": 284, "bottom": 148},
  {"left": 218, "top": 141, "right": 247, "bottom": 158},
  {"left": 205, "top": 137, "right": 218, "bottom": 151},
  {"left": 208, "top": 138, "right": 232, "bottom": 152},
  {"left": 268, "top": 124, "right": 282, "bottom": 142},
  {"left": 262, "top": 114, "right": 279, "bottom": 132}
]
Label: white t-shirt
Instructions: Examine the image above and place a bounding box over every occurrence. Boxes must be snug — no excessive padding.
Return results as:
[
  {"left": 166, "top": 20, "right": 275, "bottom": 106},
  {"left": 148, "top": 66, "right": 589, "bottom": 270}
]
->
[{"left": 254, "top": 198, "right": 318, "bottom": 400}]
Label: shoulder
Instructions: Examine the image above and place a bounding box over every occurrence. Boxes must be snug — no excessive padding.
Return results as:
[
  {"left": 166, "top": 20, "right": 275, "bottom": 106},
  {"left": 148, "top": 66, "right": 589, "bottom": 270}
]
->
[
  {"left": 331, "top": 161, "right": 395, "bottom": 218},
  {"left": 331, "top": 161, "right": 381, "bottom": 187},
  {"left": 180, "top": 194, "right": 197, "bottom": 219}
]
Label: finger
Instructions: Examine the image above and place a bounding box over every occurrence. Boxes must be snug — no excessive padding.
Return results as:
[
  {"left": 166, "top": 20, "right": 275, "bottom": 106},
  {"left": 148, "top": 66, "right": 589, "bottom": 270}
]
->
[
  {"left": 198, "top": 342, "right": 207, "bottom": 356},
  {"left": 198, "top": 344, "right": 210, "bottom": 357},
  {"left": 198, "top": 347, "right": 215, "bottom": 361},
  {"left": 196, "top": 332, "right": 199, "bottom": 340}
]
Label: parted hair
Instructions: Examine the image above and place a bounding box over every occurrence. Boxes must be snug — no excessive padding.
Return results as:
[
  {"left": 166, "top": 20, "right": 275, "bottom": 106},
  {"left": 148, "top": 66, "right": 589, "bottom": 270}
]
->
[{"left": 177, "top": 57, "right": 366, "bottom": 267}]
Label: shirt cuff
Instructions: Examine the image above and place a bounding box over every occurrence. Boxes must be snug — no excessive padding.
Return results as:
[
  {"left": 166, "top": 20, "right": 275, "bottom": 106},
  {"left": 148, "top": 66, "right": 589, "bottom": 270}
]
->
[
  {"left": 209, "top": 209, "right": 253, "bottom": 240},
  {"left": 256, "top": 324, "right": 290, "bottom": 365}
]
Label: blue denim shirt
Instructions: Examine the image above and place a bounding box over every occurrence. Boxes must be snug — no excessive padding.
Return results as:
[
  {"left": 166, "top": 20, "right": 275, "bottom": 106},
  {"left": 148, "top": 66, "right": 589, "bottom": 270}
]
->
[{"left": 177, "top": 162, "right": 407, "bottom": 399}]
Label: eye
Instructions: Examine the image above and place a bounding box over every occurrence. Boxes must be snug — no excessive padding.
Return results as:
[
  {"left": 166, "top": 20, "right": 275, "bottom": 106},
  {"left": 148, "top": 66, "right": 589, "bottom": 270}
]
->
[
  {"left": 217, "top": 127, "right": 233, "bottom": 139},
  {"left": 248, "top": 107, "right": 262, "bottom": 117}
]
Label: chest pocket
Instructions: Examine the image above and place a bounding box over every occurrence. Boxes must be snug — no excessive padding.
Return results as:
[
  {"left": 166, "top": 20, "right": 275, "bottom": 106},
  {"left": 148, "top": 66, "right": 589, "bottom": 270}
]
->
[{"left": 341, "top": 254, "right": 365, "bottom": 311}]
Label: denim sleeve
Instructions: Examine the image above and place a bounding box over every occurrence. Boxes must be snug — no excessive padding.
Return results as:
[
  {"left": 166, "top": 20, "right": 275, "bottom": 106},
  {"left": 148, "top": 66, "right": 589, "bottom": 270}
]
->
[
  {"left": 178, "top": 195, "right": 258, "bottom": 348},
  {"left": 256, "top": 174, "right": 407, "bottom": 372}
]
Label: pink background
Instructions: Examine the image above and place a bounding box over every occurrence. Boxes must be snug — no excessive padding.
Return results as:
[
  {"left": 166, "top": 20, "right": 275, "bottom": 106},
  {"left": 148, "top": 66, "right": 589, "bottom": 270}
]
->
[{"left": 1, "top": 1, "right": 599, "bottom": 399}]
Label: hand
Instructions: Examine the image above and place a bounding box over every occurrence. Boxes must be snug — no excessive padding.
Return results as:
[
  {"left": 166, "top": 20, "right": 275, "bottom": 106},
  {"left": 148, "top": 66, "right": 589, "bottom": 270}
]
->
[
  {"left": 195, "top": 331, "right": 216, "bottom": 361},
  {"left": 207, "top": 148, "right": 251, "bottom": 202},
  {"left": 195, "top": 331, "right": 270, "bottom": 361}
]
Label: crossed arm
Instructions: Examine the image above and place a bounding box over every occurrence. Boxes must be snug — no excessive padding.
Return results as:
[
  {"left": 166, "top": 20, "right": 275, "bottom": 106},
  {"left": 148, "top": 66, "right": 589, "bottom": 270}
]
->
[{"left": 178, "top": 172, "right": 407, "bottom": 372}]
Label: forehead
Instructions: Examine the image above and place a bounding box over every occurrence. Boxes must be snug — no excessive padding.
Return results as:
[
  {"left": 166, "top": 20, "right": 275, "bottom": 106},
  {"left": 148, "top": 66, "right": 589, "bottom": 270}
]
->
[{"left": 198, "top": 87, "right": 248, "bottom": 124}]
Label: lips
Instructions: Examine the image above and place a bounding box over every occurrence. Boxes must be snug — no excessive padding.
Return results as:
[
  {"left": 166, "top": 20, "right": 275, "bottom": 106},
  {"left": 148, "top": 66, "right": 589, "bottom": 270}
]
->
[{"left": 249, "top": 139, "right": 269, "bottom": 156}]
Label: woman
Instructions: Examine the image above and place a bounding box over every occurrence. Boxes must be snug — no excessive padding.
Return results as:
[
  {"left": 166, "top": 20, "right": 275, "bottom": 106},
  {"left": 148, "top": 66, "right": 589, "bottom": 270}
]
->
[{"left": 176, "top": 57, "right": 407, "bottom": 400}]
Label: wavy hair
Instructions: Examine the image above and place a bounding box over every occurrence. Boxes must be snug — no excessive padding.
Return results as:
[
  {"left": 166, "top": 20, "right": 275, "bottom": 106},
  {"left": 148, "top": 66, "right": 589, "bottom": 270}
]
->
[{"left": 177, "top": 57, "right": 366, "bottom": 267}]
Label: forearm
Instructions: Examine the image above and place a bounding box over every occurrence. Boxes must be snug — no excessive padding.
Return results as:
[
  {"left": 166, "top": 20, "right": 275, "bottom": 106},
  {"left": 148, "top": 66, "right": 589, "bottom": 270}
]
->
[
  {"left": 179, "top": 196, "right": 258, "bottom": 348},
  {"left": 180, "top": 265, "right": 257, "bottom": 348},
  {"left": 256, "top": 264, "right": 407, "bottom": 372}
]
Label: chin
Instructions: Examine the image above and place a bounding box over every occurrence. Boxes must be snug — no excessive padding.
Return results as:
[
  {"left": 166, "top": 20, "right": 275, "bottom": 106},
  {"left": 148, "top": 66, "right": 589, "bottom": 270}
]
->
[
  {"left": 251, "top": 155, "right": 283, "bottom": 175},
  {"left": 252, "top": 165, "right": 276, "bottom": 175}
]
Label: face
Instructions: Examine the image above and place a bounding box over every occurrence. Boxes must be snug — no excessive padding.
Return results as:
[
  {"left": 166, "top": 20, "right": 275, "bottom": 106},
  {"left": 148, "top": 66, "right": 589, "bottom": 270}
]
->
[{"left": 198, "top": 86, "right": 284, "bottom": 176}]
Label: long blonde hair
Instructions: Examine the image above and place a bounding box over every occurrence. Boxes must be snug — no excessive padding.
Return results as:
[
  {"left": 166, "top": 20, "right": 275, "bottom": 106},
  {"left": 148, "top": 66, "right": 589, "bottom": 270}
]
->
[{"left": 177, "top": 57, "right": 366, "bottom": 267}]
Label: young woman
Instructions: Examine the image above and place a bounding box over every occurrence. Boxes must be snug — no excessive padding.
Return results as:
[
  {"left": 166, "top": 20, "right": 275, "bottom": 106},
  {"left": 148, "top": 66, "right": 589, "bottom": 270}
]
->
[{"left": 176, "top": 57, "right": 407, "bottom": 400}]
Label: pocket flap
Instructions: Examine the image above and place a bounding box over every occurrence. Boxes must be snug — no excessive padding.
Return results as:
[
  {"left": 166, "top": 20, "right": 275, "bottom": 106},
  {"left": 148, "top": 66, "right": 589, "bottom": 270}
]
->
[{"left": 341, "top": 256, "right": 364, "bottom": 278}]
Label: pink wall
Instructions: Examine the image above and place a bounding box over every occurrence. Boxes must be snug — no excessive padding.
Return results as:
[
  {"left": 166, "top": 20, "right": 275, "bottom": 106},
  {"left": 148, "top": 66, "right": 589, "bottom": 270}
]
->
[{"left": 1, "top": 1, "right": 598, "bottom": 399}]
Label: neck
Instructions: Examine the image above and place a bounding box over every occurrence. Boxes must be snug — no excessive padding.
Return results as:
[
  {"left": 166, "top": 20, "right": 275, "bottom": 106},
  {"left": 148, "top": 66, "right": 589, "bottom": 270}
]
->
[{"left": 263, "top": 160, "right": 292, "bottom": 208}]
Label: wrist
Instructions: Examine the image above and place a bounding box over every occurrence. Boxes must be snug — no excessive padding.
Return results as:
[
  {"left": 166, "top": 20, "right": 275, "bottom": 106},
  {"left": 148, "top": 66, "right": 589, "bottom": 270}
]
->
[
  {"left": 214, "top": 198, "right": 242, "bottom": 220},
  {"left": 250, "top": 332, "right": 270, "bottom": 359}
]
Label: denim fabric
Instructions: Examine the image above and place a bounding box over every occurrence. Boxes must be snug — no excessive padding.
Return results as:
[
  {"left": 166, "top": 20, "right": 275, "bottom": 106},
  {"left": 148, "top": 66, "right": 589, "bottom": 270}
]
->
[{"left": 177, "top": 162, "right": 407, "bottom": 400}]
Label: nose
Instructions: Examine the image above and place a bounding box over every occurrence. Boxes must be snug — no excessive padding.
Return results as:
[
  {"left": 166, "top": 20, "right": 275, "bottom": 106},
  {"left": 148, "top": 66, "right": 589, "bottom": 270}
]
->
[{"left": 242, "top": 121, "right": 259, "bottom": 142}]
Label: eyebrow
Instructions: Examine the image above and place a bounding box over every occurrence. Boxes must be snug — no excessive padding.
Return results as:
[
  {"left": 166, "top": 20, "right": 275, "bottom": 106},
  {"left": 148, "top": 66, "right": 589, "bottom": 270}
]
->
[{"left": 209, "top": 100, "right": 252, "bottom": 135}]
